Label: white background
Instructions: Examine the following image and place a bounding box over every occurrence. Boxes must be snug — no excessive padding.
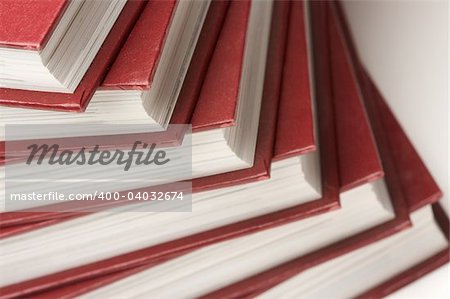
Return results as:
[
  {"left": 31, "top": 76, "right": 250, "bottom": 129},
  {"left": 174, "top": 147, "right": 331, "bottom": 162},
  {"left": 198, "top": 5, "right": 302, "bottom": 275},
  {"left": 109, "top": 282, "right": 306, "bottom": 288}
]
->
[{"left": 342, "top": 0, "right": 449, "bottom": 298}]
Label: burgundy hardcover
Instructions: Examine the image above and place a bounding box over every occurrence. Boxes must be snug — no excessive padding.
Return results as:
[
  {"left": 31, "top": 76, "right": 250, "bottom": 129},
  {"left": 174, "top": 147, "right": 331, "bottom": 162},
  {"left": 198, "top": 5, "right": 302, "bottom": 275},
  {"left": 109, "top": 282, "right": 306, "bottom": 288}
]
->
[
  {"left": 170, "top": 0, "right": 230, "bottom": 125},
  {"left": 0, "top": 0, "right": 147, "bottom": 111},
  {"left": 329, "top": 15, "right": 384, "bottom": 191},
  {"left": 0, "top": 0, "right": 68, "bottom": 50}
]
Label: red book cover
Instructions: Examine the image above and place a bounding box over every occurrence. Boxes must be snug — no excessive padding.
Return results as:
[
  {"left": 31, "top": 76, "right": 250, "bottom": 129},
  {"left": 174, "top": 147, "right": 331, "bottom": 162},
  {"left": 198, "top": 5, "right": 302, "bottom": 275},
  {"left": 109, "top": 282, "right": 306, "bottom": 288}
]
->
[
  {"left": 0, "top": 0, "right": 68, "bottom": 50},
  {"left": 329, "top": 15, "right": 384, "bottom": 192},
  {"left": 190, "top": 0, "right": 250, "bottom": 131},
  {"left": 273, "top": 0, "right": 315, "bottom": 161},
  {"left": 0, "top": 0, "right": 147, "bottom": 111},
  {"left": 101, "top": 0, "right": 177, "bottom": 90},
  {"left": 169, "top": 0, "right": 230, "bottom": 126}
]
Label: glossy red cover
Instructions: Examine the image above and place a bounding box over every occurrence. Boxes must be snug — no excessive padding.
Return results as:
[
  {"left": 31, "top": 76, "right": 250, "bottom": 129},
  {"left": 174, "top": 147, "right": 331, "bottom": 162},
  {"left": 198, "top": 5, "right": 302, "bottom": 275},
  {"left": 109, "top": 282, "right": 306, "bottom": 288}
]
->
[
  {"left": 0, "top": 3, "right": 335, "bottom": 298},
  {"left": 0, "top": 0, "right": 68, "bottom": 50},
  {"left": 199, "top": 2, "right": 447, "bottom": 297},
  {"left": 0, "top": 0, "right": 147, "bottom": 111},
  {"left": 190, "top": 0, "right": 251, "bottom": 131},
  {"left": 101, "top": 0, "right": 177, "bottom": 90}
]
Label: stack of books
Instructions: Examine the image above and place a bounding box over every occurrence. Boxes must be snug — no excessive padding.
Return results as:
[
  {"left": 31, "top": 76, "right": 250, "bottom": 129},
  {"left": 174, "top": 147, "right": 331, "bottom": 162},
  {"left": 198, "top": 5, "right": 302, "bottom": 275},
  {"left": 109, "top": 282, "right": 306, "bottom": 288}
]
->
[{"left": 0, "top": 1, "right": 448, "bottom": 298}]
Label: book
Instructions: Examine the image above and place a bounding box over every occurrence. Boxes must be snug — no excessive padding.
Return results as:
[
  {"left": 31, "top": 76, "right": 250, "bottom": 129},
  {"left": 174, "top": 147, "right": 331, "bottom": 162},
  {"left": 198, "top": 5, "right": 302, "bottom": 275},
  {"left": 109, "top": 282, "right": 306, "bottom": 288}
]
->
[
  {"left": 0, "top": 0, "right": 211, "bottom": 120},
  {"left": 0, "top": 0, "right": 147, "bottom": 111},
  {"left": 0, "top": 2, "right": 393, "bottom": 296},
  {"left": 0, "top": 0, "right": 230, "bottom": 155},
  {"left": 3, "top": 1, "right": 210, "bottom": 120},
  {"left": 0, "top": 0, "right": 272, "bottom": 135},
  {"left": 0, "top": 0, "right": 127, "bottom": 93}
]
